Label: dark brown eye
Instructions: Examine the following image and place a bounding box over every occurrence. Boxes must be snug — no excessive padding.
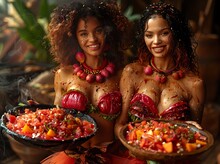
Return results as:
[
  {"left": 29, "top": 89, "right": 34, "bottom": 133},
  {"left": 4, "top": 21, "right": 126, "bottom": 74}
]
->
[
  {"left": 80, "top": 32, "right": 88, "bottom": 37},
  {"left": 161, "top": 31, "right": 169, "bottom": 36},
  {"left": 145, "top": 34, "right": 153, "bottom": 38},
  {"left": 96, "top": 27, "right": 104, "bottom": 34}
]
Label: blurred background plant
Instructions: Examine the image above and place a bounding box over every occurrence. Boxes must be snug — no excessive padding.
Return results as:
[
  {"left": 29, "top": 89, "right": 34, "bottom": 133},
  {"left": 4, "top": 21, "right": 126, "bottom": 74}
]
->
[
  {"left": 0, "top": 0, "right": 140, "bottom": 65},
  {"left": 117, "top": 0, "right": 140, "bottom": 22},
  {"left": 0, "top": 0, "right": 56, "bottom": 64}
]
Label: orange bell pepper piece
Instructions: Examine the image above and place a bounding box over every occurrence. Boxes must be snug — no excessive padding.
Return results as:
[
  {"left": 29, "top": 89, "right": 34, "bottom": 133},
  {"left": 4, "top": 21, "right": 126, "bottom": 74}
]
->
[
  {"left": 46, "top": 129, "right": 56, "bottom": 137},
  {"left": 22, "top": 124, "right": 34, "bottom": 133},
  {"left": 163, "top": 141, "right": 173, "bottom": 153},
  {"left": 196, "top": 140, "right": 207, "bottom": 146},
  {"left": 185, "top": 143, "right": 197, "bottom": 152}
]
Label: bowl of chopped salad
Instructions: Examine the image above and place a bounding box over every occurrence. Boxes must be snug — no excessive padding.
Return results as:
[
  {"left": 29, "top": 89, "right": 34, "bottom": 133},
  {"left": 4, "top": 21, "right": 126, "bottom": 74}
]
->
[
  {"left": 0, "top": 104, "right": 97, "bottom": 151},
  {"left": 118, "top": 119, "right": 214, "bottom": 161}
]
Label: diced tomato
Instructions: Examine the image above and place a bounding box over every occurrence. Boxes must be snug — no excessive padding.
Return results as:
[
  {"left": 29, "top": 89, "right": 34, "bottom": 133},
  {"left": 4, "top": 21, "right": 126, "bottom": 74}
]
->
[
  {"left": 181, "top": 137, "right": 188, "bottom": 145},
  {"left": 75, "top": 127, "right": 83, "bottom": 138},
  {"left": 156, "top": 142, "right": 164, "bottom": 152},
  {"left": 151, "top": 120, "right": 159, "bottom": 127},
  {"left": 6, "top": 114, "right": 16, "bottom": 123},
  {"left": 83, "top": 127, "right": 94, "bottom": 135},
  {"left": 164, "top": 135, "right": 176, "bottom": 142},
  {"left": 82, "top": 120, "right": 93, "bottom": 127},
  {"left": 125, "top": 120, "right": 208, "bottom": 154},
  {"left": 134, "top": 122, "right": 141, "bottom": 127},
  {"left": 127, "top": 123, "right": 134, "bottom": 130},
  {"left": 139, "top": 138, "right": 146, "bottom": 148},
  {"left": 127, "top": 129, "right": 137, "bottom": 141},
  {"left": 142, "top": 133, "right": 154, "bottom": 141},
  {"left": 67, "top": 124, "right": 77, "bottom": 130},
  {"left": 5, "top": 108, "right": 95, "bottom": 140},
  {"left": 141, "top": 120, "right": 147, "bottom": 126},
  {"left": 6, "top": 123, "right": 14, "bottom": 130}
]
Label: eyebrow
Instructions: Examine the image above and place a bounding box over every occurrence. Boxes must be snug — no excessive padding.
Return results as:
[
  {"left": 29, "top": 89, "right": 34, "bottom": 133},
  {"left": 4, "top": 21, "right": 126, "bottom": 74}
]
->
[
  {"left": 77, "top": 29, "right": 87, "bottom": 33},
  {"left": 144, "top": 27, "right": 170, "bottom": 33},
  {"left": 77, "top": 25, "right": 104, "bottom": 33}
]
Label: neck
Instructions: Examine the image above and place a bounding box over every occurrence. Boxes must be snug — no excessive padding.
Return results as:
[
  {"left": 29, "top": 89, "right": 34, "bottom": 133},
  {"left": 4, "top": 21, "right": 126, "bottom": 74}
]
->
[
  {"left": 85, "top": 56, "right": 104, "bottom": 69},
  {"left": 82, "top": 58, "right": 108, "bottom": 71},
  {"left": 151, "top": 57, "right": 176, "bottom": 73}
]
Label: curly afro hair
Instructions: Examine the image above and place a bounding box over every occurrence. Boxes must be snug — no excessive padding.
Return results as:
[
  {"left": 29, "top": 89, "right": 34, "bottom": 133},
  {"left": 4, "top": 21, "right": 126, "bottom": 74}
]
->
[{"left": 48, "top": 0, "right": 130, "bottom": 66}]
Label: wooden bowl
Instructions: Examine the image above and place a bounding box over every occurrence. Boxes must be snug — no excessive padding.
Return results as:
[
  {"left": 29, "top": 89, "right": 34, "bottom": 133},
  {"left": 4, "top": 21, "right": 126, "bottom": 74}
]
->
[{"left": 118, "top": 120, "right": 214, "bottom": 162}]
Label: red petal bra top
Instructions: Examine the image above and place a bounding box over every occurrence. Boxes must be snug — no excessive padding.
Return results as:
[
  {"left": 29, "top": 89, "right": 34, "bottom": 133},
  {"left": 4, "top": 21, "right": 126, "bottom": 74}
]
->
[
  {"left": 61, "top": 90, "right": 122, "bottom": 120},
  {"left": 61, "top": 90, "right": 88, "bottom": 112},
  {"left": 129, "top": 93, "right": 190, "bottom": 121}
]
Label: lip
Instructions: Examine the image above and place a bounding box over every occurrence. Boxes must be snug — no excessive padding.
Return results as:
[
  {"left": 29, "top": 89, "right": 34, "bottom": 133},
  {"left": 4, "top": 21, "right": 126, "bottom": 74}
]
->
[
  {"left": 87, "top": 44, "right": 100, "bottom": 50},
  {"left": 152, "top": 46, "right": 165, "bottom": 53}
]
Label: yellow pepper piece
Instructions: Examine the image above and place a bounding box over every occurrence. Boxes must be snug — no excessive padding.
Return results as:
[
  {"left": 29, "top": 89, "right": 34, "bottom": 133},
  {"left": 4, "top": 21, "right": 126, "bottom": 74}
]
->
[
  {"left": 22, "top": 124, "right": 33, "bottom": 133},
  {"left": 153, "top": 129, "right": 160, "bottom": 135},
  {"left": 47, "top": 129, "right": 56, "bottom": 137},
  {"left": 146, "top": 129, "right": 153, "bottom": 135},
  {"left": 163, "top": 142, "right": 173, "bottom": 153},
  {"left": 196, "top": 139, "right": 207, "bottom": 146},
  {"left": 185, "top": 143, "right": 197, "bottom": 152},
  {"left": 75, "top": 117, "right": 82, "bottom": 126},
  {"left": 136, "top": 130, "right": 143, "bottom": 140}
]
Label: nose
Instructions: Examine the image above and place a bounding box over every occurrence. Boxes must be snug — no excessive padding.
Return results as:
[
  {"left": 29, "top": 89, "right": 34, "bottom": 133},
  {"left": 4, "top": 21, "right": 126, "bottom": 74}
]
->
[
  {"left": 88, "top": 33, "right": 97, "bottom": 42},
  {"left": 153, "top": 35, "right": 161, "bottom": 44}
]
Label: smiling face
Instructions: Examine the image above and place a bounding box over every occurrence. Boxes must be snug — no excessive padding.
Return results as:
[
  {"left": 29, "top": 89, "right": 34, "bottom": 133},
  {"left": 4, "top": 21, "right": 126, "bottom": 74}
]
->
[
  {"left": 144, "top": 15, "right": 174, "bottom": 59},
  {"left": 76, "top": 16, "right": 106, "bottom": 58}
]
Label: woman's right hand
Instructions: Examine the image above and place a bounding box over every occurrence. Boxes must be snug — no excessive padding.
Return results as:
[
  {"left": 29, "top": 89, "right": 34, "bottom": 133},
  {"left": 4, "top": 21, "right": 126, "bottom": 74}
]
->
[{"left": 185, "top": 121, "right": 202, "bottom": 130}]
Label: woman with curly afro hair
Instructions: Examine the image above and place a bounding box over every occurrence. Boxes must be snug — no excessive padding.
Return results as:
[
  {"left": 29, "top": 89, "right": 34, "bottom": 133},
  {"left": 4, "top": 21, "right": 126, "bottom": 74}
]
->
[{"left": 41, "top": 0, "right": 132, "bottom": 163}]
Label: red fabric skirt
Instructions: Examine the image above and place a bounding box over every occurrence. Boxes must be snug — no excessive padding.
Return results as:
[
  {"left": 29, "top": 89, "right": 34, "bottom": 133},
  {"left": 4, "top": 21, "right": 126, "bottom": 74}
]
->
[
  {"left": 40, "top": 150, "right": 145, "bottom": 164},
  {"left": 41, "top": 151, "right": 76, "bottom": 164}
]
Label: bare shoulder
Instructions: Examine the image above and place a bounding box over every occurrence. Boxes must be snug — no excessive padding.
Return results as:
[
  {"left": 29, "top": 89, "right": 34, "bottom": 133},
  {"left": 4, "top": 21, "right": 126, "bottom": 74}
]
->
[
  {"left": 193, "top": 77, "right": 205, "bottom": 92},
  {"left": 193, "top": 76, "right": 204, "bottom": 86},
  {"left": 184, "top": 73, "right": 205, "bottom": 90},
  {"left": 55, "top": 65, "right": 72, "bottom": 75},
  {"left": 123, "top": 61, "right": 142, "bottom": 74}
]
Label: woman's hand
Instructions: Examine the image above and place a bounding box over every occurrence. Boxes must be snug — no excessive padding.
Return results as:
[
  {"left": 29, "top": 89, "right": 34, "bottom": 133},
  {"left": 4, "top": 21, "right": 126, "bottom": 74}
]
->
[
  {"left": 185, "top": 121, "right": 202, "bottom": 130},
  {"left": 27, "top": 99, "right": 39, "bottom": 105}
]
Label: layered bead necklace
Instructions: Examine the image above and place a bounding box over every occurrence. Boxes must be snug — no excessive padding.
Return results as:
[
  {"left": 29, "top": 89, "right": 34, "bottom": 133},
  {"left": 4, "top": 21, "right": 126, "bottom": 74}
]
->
[
  {"left": 73, "top": 52, "right": 115, "bottom": 83},
  {"left": 144, "top": 57, "right": 184, "bottom": 83}
]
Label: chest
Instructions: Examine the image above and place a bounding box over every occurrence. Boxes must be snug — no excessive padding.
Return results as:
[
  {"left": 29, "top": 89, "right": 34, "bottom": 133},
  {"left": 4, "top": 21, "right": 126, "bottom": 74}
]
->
[
  {"left": 138, "top": 77, "right": 189, "bottom": 112},
  {"left": 62, "top": 74, "right": 120, "bottom": 105}
]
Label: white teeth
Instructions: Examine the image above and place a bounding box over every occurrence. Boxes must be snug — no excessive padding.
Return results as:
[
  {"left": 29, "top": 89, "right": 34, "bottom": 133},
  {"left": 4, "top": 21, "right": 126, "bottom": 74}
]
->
[
  {"left": 153, "top": 47, "right": 164, "bottom": 53},
  {"left": 89, "top": 44, "right": 99, "bottom": 48}
]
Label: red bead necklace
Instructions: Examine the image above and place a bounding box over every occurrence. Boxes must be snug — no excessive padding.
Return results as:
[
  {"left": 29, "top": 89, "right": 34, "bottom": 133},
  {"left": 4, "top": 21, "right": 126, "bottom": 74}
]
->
[
  {"left": 73, "top": 59, "right": 115, "bottom": 83},
  {"left": 144, "top": 57, "right": 184, "bottom": 83}
]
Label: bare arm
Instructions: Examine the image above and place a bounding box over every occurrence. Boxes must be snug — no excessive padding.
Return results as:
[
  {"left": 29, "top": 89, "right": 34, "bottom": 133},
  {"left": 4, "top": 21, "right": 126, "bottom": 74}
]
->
[
  {"left": 188, "top": 78, "right": 205, "bottom": 124},
  {"left": 115, "top": 64, "right": 136, "bottom": 138},
  {"left": 53, "top": 69, "right": 63, "bottom": 106}
]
